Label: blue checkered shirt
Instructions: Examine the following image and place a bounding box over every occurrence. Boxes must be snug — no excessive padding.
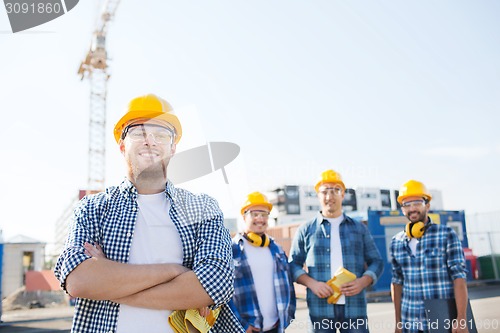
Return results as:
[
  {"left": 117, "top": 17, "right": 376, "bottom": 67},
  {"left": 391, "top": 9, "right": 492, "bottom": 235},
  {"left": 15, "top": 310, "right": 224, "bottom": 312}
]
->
[
  {"left": 54, "top": 179, "right": 244, "bottom": 333},
  {"left": 390, "top": 221, "right": 467, "bottom": 333},
  {"left": 289, "top": 213, "right": 383, "bottom": 319},
  {"left": 230, "top": 234, "right": 296, "bottom": 332}
]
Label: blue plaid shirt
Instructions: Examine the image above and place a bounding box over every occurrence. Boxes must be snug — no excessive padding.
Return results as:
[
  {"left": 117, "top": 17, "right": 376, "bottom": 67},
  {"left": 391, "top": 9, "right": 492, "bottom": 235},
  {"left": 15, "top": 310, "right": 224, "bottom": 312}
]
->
[
  {"left": 230, "top": 234, "right": 296, "bottom": 332},
  {"left": 390, "top": 221, "right": 467, "bottom": 333},
  {"left": 54, "top": 179, "right": 244, "bottom": 333},
  {"left": 289, "top": 213, "right": 383, "bottom": 319}
]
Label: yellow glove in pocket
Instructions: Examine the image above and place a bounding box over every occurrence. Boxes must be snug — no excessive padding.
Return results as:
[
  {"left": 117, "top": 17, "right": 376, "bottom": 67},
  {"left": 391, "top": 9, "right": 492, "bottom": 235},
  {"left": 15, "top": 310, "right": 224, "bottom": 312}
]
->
[
  {"left": 168, "top": 308, "right": 221, "bottom": 333},
  {"left": 326, "top": 267, "right": 357, "bottom": 304}
]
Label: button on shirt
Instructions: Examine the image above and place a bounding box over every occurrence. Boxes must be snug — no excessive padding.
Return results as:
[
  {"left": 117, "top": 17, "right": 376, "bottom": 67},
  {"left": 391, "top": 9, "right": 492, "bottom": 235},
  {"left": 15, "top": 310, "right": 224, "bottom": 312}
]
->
[
  {"left": 390, "top": 222, "right": 467, "bottom": 333},
  {"left": 54, "top": 179, "right": 244, "bottom": 333},
  {"left": 289, "top": 213, "right": 384, "bottom": 319}
]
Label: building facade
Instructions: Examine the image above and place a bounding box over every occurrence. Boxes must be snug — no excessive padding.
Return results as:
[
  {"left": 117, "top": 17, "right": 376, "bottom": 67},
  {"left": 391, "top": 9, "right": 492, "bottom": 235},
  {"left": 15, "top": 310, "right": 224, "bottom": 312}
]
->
[{"left": 267, "top": 185, "right": 443, "bottom": 225}]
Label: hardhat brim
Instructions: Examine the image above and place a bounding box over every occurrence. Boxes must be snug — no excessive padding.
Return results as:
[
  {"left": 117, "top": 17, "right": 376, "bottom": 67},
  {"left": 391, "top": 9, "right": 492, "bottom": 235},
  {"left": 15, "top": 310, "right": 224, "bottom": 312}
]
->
[
  {"left": 113, "top": 110, "right": 182, "bottom": 144},
  {"left": 314, "top": 180, "right": 346, "bottom": 193},
  {"left": 240, "top": 203, "right": 273, "bottom": 216},
  {"left": 397, "top": 193, "right": 432, "bottom": 204}
]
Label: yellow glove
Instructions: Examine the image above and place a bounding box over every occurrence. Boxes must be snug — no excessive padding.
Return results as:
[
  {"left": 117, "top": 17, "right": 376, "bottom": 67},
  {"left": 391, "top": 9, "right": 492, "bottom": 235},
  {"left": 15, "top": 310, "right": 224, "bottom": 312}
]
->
[
  {"left": 168, "top": 308, "right": 221, "bottom": 333},
  {"left": 326, "top": 267, "right": 357, "bottom": 304}
]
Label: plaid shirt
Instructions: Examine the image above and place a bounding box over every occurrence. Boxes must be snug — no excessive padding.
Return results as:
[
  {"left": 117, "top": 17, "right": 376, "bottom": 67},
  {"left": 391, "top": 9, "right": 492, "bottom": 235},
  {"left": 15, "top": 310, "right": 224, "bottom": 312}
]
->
[
  {"left": 54, "top": 179, "right": 244, "bottom": 333},
  {"left": 230, "top": 234, "right": 296, "bottom": 332},
  {"left": 289, "top": 213, "right": 383, "bottom": 319},
  {"left": 390, "top": 221, "right": 467, "bottom": 333}
]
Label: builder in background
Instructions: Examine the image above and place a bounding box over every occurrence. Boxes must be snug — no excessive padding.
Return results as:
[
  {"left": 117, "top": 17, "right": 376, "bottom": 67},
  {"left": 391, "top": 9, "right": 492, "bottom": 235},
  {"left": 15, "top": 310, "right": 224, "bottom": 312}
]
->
[
  {"left": 289, "top": 169, "right": 383, "bottom": 333},
  {"left": 230, "top": 192, "right": 296, "bottom": 333},
  {"left": 390, "top": 180, "right": 468, "bottom": 333},
  {"left": 54, "top": 94, "right": 243, "bottom": 333}
]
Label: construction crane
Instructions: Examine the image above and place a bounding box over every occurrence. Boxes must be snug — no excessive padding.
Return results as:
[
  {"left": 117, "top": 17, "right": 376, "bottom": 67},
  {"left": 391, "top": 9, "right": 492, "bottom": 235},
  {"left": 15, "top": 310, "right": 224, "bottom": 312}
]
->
[{"left": 77, "top": 0, "right": 121, "bottom": 193}]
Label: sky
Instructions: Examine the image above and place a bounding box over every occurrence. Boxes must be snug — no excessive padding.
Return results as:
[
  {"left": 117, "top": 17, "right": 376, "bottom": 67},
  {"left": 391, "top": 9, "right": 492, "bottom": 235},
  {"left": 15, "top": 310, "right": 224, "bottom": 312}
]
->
[{"left": 1, "top": 1, "right": 499, "bottom": 245}]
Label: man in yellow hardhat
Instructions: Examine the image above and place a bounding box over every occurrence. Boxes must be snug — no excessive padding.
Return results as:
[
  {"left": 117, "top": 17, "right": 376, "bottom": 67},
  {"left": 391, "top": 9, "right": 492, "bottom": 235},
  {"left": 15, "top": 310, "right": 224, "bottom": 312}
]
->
[
  {"left": 54, "top": 94, "right": 244, "bottom": 333},
  {"left": 289, "top": 169, "right": 383, "bottom": 333},
  {"left": 390, "top": 180, "right": 469, "bottom": 333},
  {"left": 230, "top": 192, "right": 296, "bottom": 333}
]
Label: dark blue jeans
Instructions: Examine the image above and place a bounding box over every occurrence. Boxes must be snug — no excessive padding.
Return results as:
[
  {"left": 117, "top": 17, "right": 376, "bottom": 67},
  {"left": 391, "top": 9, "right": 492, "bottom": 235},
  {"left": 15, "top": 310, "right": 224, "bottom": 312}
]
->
[{"left": 310, "top": 305, "right": 369, "bottom": 333}]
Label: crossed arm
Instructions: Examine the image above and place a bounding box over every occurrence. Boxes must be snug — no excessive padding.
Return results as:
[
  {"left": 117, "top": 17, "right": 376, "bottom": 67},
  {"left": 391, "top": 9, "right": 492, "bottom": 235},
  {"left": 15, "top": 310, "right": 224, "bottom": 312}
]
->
[{"left": 65, "top": 243, "right": 214, "bottom": 310}]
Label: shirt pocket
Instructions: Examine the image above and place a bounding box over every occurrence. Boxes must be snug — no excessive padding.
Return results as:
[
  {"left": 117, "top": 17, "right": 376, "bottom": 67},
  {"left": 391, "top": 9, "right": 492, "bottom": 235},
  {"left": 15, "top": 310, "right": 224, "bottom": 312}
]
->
[
  {"left": 347, "top": 232, "right": 362, "bottom": 251},
  {"left": 423, "top": 247, "right": 446, "bottom": 270}
]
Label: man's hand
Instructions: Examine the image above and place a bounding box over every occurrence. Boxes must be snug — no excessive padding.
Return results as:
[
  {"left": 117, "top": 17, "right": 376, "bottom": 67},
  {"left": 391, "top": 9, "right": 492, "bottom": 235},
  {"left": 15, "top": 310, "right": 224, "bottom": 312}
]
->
[
  {"left": 340, "top": 276, "right": 372, "bottom": 297},
  {"left": 309, "top": 280, "right": 334, "bottom": 299},
  {"left": 198, "top": 307, "right": 210, "bottom": 318},
  {"left": 84, "top": 242, "right": 106, "bottom": 259},
  {"left": 246, "top": 325, "right": 259, "bottom": 333}
]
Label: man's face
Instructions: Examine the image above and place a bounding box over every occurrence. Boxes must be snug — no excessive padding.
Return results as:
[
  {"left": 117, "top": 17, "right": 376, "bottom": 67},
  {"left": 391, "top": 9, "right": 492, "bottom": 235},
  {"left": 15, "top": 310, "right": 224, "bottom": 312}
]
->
[
  {"left": 317, "top": 183, "right": 345, "bottom": 218},
  {"left": 119, "top": 121, "right": 176, "bottom": 181},
  {"left": 243, "top": 205, "right": 270, "bottom": 235},
  {"left": 401, "top": 196, "right": 430, "bottom": 223}
]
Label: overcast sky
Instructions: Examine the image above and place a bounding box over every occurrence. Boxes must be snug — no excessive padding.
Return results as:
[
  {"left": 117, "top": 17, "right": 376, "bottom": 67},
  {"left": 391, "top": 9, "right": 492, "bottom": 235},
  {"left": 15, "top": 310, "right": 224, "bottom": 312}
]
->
[{"left": 1, "top": 0, "right": 499, "bottom": 244}]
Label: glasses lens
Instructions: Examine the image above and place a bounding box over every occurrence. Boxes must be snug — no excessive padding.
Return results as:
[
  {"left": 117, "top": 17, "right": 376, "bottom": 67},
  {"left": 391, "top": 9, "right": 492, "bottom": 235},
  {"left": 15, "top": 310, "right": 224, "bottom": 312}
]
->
[
  {"left": 126, "top": 125, "right": 173, "bottom": 144},
  {"left": 247, "top": 210, "right": 270, "bottom": 218},
  {"left": 319, "top": 187, "right": 343, "bottom": 196},
  {"left": 402, "top": 200, "right": 425, "bottom": 208}
]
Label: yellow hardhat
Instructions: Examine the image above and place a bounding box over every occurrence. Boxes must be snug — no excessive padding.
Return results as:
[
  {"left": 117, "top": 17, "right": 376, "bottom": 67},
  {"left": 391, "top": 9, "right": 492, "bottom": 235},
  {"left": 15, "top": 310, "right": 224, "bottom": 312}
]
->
[
  {"left": 314, "top": 169, "right": 346, "bottom": 192},
  {"left": 240, "top": 192, "right": 273, "bottom": 215},
  {"left": 113, "top": 94, "right": 183, "bottom": 144},
  {"left": 397, "top": 179, "right": 432, "bottom": 204}
]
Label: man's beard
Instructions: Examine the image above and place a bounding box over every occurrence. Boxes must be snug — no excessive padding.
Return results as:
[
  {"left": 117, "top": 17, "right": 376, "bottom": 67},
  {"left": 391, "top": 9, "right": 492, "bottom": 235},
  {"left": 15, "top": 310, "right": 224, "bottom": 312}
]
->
[
  {"left": 408, "top": 211, "right": 427, "bottom": 223},
  {"left": 130, "top": 158, "right": 169, "bottom": 184}
]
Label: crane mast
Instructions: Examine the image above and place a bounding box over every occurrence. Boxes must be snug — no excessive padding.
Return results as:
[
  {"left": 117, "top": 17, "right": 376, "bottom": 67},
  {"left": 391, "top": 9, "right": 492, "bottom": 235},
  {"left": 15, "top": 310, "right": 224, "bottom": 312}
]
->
[{"left": 77, "top": 0, "right": 121, "bottom": 192}]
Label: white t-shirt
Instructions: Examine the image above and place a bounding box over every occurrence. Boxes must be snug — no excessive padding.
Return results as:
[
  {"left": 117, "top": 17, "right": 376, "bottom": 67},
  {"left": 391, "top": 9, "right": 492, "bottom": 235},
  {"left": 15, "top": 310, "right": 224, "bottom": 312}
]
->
[
  {"left": 244, "top": 238, "right": 279, "bottom": 330},
  {"left": 326, "top": 215, "right": 346, "bottom": 304},
  {"left": 116, "top": 192, "right": 183, "bottom": 333},
  {"left": 409, "top": 237, "right": 419, "bottom": 256}
]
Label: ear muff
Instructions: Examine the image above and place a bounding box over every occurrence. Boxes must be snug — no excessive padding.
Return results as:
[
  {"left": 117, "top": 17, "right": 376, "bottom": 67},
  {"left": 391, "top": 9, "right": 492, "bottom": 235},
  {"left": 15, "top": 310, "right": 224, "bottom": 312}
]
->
[
  {"left": 405, "top": 221, "right": 426, "bottom": 239},
  {"left": 243, "top": 232, "right": 270, "bottom": 247}
]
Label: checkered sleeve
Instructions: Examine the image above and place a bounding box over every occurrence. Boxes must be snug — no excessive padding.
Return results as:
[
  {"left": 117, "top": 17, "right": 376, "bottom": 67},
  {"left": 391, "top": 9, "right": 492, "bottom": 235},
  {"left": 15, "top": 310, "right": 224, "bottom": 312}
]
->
[
  {"left": 192, "top": 195, "right": 235, "bottom": 307},
  {"left": 446, "top": 227, "right": 467, "bottom": 280},
  {"left": 390, "top": 236, "right": 404, "bottom": 285},
  {"left": 361, "top": 223, "right": 384, "bottom": 284},
  {"left": 53, "top": 196, "right": 96, "bottom": 292},
  {"left": 288, "top": 224, "right": 308, "bottom": 282}
]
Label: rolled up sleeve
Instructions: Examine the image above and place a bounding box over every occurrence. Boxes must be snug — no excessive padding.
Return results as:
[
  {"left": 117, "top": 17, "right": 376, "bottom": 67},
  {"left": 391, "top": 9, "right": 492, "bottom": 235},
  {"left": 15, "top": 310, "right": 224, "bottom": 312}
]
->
[
  {"left": 446, "top": 229, "right": 467, "bottom": 280},
  {"left": 54, "top": 198, "right": 93, "bottom": 292}
]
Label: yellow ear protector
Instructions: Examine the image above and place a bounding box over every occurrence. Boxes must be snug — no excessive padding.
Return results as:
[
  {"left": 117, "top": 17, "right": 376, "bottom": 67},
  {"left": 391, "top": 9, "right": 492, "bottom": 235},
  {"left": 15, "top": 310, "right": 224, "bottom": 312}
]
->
[
  {"left": 405, "top": 221, "right": 431, "bottom": 239},
  {"left": 243, "top": 232, "right": 270, "bottom": 247}
]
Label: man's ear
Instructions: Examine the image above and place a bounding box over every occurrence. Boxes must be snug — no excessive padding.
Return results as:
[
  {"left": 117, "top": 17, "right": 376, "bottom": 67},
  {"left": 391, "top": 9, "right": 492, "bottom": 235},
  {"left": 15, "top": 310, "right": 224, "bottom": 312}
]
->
[
  {"left": 119, "top": 140, "right": 125, "bottom": 154},
  {"left": 170, "top": 143, "right": 177, "bottom": 156}
]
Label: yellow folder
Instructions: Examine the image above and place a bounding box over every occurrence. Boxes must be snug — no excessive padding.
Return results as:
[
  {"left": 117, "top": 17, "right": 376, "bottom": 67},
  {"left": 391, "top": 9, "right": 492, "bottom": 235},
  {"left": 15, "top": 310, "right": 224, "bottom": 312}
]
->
[
  {"left": 168, "top": 308, "right": 220, "bottom": 333},
  {"left": 326, "top": 267, "right": 357, "bottom": 304}
]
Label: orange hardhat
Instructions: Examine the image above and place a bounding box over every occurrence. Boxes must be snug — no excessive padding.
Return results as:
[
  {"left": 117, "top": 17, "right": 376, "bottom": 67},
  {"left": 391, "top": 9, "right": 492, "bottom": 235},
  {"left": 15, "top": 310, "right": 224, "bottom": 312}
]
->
[
  {"left": 397, "top": 179, "right": 432, "bottom": 204},
  {"left": 240, "top": 192, "right": 273, "bottom": 215},
  {"left": 113, "top": 94, "right": 182, "bottom": 144},
  {"left": 314, "top": 169, "right": 346, "bottom": 192}
]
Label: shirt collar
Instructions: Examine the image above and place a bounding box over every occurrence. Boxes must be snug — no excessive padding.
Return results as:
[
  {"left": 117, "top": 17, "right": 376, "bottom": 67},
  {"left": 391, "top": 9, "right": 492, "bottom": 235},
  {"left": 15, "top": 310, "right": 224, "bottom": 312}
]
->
[
  {"left": 165, "top": 180, "right": 175, "bottom": 200},
  {"left": 316, "top": 211, "right": 347, "bottom": 225},
  {"left": 119, "top": 178, "right": 136, "bottom": 195},
  {"left": 118, "top": 177, "right": 175, "bottom": 201}
]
